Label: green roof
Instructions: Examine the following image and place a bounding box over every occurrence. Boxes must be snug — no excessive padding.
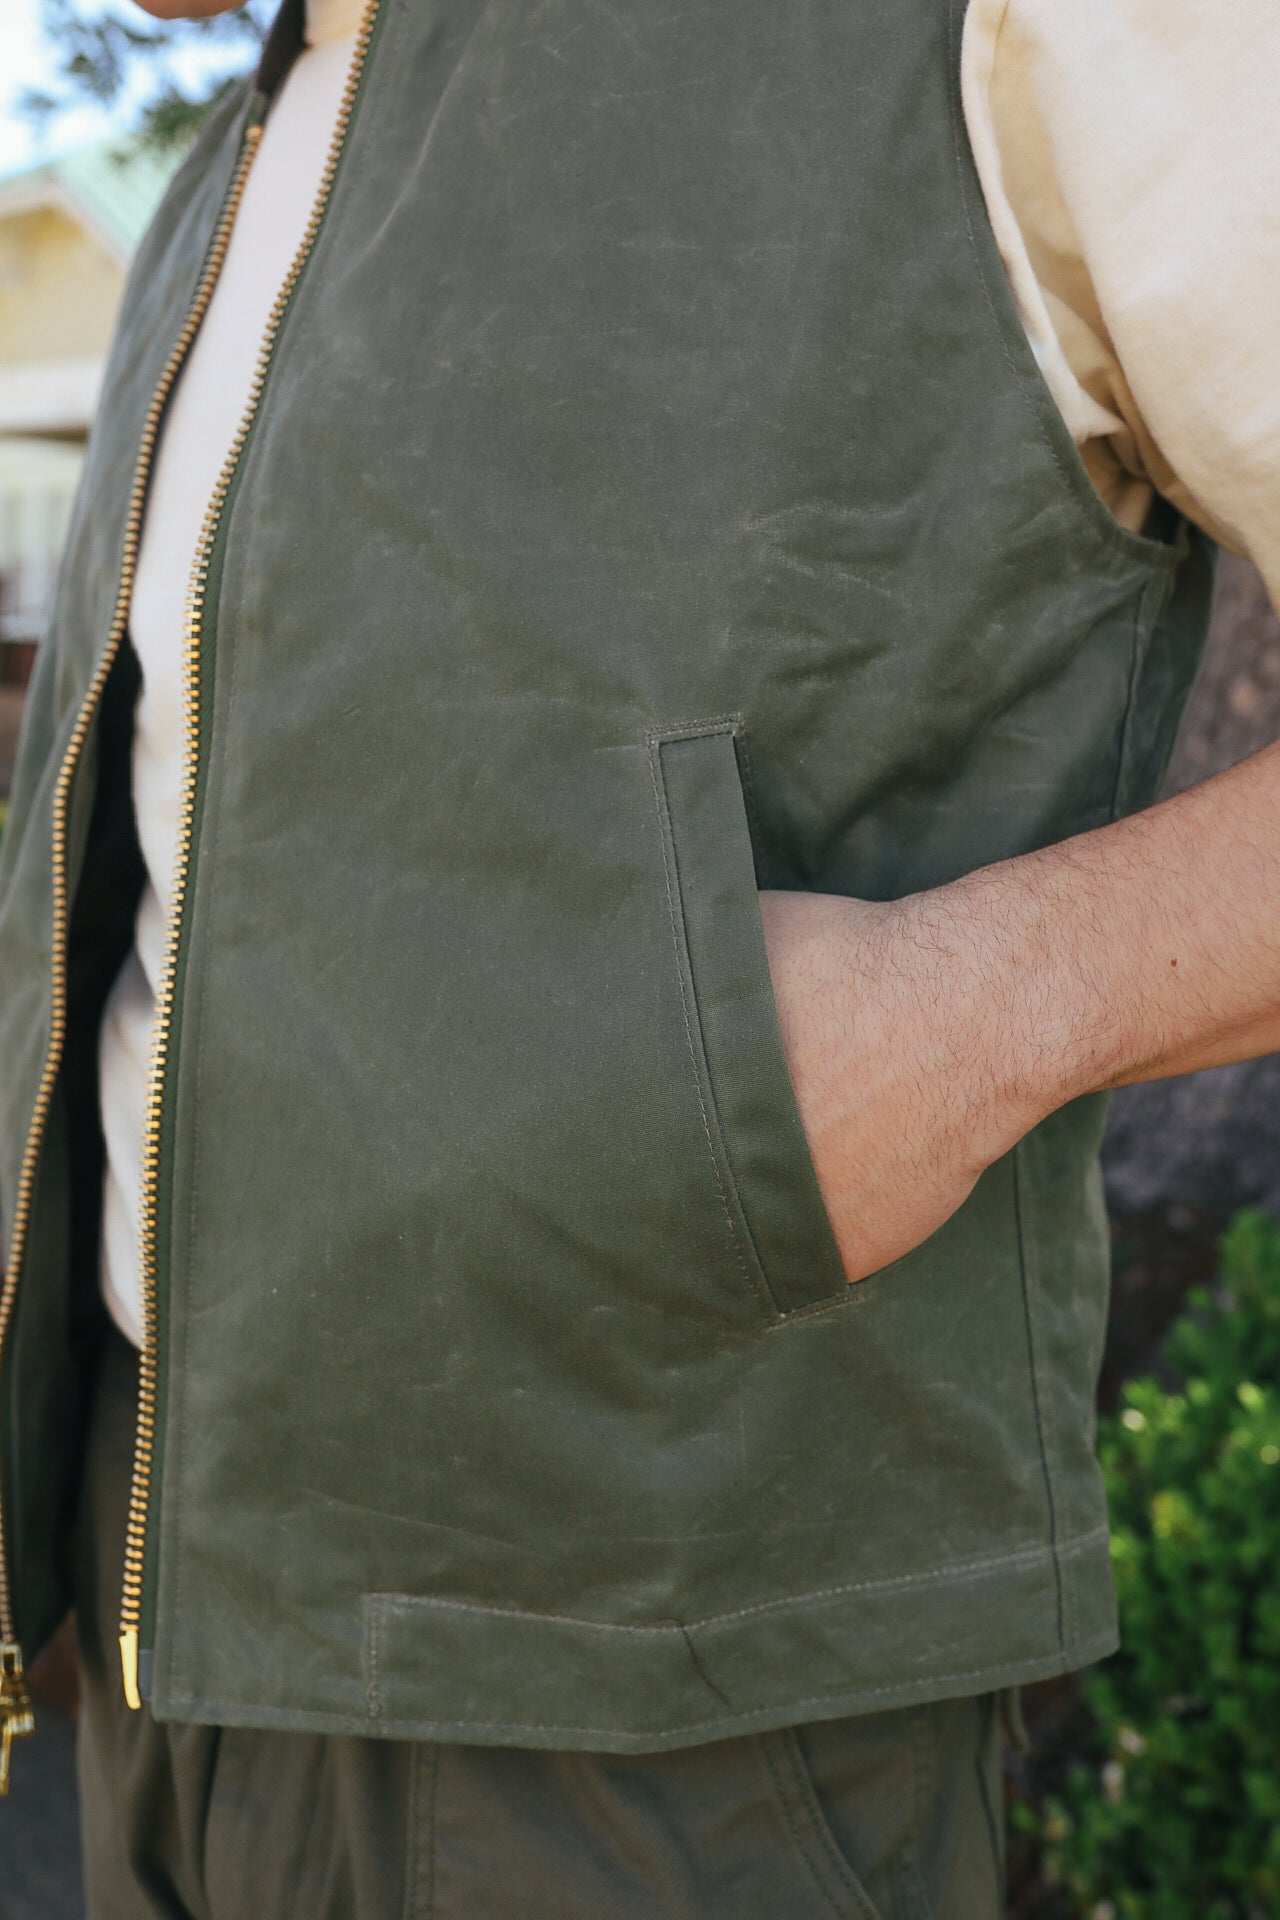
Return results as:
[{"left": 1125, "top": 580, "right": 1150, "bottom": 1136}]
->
[{"left": 0, "top": 135, "right": 184, "bottom": 259}]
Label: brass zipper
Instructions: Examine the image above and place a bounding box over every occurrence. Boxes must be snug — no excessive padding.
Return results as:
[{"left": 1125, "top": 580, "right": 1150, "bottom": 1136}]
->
[
  {"left": 119, "top": 0, "right": 383, "bottom": 1712},
  {"left": 0, "top": 116, "right": 264, "bottom": 1793},
  {"left": 0, "top": 1643, "right": 34, "bottom": 1795}
]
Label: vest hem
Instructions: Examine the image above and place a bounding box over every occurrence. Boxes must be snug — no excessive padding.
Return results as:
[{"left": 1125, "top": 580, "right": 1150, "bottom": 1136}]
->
[
  {"left": 152, "top": 1631, "right": 1121, "bottom": 1755},
  {"left": 152, "top": 1529, "right": 1119, "bottom": 1753}
]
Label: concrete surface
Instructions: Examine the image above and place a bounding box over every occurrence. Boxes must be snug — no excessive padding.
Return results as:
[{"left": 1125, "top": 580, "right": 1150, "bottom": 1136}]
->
[{"left": 0, "top": 1705, "right": 84, "bottom": 1919}]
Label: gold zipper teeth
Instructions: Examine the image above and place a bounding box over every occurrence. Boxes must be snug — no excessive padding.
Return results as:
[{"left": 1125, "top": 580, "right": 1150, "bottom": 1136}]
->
[
  {"left": 117, "top": 106, "right": 274, "bottom": 1694},
  {"left": 0, "top": 122, "right": 264, "bottom": 1671},
  {"left": 118, "top": 0, "right": 382, "bottom": 1703}
]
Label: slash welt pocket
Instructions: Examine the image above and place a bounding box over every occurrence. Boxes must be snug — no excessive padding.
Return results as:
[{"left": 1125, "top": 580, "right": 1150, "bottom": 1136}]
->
[
  {"left": 650, "top": 723, "right": 849, "bottom": 1317},
  {"left": 758, "top": 1729, "right": 889, "bottom": 1920}
]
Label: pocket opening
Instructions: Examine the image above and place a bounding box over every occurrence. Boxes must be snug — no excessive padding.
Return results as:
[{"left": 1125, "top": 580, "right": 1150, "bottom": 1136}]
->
[
  {"left": 758, "top": 1726, "right": 889, "bottom": 1920},
  {"left": 649, "top": 724, "right": 849, "bottom": 1318}
]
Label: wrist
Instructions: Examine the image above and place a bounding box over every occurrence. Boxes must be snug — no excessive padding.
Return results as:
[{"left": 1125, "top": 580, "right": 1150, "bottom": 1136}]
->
[
  {"left": 877, "top": 881, "right": 1043, "bottom": 1171},
  {"left": 899, "top": 857, "right": 1107, "bottom": 1159},
  {"left": 968, "top": 842, "right": 1151, "bottom": 1119}
]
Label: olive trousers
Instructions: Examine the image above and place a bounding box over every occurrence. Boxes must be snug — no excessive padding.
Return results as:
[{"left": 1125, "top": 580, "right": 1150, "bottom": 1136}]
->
[{"left": 75, "top": 1327, "right": 1012, "bottom": 1920}]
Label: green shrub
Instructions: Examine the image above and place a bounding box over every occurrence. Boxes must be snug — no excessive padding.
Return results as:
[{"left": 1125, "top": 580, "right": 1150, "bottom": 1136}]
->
[{"left": 1044, "top": 1212, "right": 1280, "bottom": 1918}]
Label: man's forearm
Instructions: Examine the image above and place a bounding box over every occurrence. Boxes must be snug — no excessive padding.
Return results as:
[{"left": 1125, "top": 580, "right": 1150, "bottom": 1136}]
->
[
  {"left": 761, "top": 737, "right": 1280, "bottom": 1282},
  {"left": 931, "top": 736, "right": 1280, "bottom": 1137}
]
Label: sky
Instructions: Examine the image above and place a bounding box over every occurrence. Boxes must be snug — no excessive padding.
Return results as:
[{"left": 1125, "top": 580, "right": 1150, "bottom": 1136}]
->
[
  {"left": 0, "top": 0, "right": 81, "bottom": 175},
  {"left": 0, "top": 0, "right": 251, "bottom": 178}
]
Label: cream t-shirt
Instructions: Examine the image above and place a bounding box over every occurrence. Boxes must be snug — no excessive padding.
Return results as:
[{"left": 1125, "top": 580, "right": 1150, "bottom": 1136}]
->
[
  {"left": 964, "top": 0, "right": 1280, "bottom": 600},
  {"left": 98, "top": 0, "right": 1280, "bottom": 1345}
]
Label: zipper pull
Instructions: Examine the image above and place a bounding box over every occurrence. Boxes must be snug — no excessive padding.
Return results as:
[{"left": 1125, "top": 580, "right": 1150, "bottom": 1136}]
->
[
  {"left": 119, "top": 1627, "right": 142, "bottom": 1710},
  {"left": 0, "top": 1643, "right": 35, "bottom": 1795}
]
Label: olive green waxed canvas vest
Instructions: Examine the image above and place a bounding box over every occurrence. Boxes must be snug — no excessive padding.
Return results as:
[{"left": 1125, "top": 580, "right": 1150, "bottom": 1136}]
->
[{"left": 0, "top": 0, "right": 1213, "bottom": 1751}]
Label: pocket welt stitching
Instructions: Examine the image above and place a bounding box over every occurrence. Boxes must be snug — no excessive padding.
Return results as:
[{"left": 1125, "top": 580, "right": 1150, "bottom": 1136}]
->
[
  {"left": 646, "top": 725, "right": 777, "bottom": 1320},
  {"left": 759, "top": 1728, "right": 887, "bottom": 1920},
  {"left": 650, "top": 720, "right": 853, "bottom": 1316}
]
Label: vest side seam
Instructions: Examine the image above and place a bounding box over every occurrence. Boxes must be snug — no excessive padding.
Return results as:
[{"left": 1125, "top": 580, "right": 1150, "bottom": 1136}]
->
[
  {"left": 1011, "top": 1138, "right": 1066, "bottom": 1655},
  {"left": 1109, "top": 565, "right": 1176, "bottom": 823}
]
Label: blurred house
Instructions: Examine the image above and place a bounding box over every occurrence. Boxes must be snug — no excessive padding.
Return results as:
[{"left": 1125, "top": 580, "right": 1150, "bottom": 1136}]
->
[{"left": 0, "top": 138, "right": 178, "bottom": 720}]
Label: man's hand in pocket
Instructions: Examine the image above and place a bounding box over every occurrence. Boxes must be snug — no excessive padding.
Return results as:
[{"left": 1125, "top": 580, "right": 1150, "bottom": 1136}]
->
[
  {"left": 762, "top": 741, "right": 1280, "bottom": 1285},
  {"left": 759, "top": 887, "right": 1024, "bottom": 1284}
]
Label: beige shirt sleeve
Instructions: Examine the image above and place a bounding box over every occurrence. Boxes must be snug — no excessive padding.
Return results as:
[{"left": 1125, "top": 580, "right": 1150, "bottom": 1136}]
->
[{"left": 961, "top": 0, "right": 1280, "bottom": 604}]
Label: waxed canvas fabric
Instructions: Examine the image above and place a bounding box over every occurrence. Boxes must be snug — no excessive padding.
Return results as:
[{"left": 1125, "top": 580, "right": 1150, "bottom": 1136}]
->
[
  {"left": 77, "top": 1327, "right": 1009, "bottom": 1920},
  {"left": 0, "top": 0, "right": 1214, "bottom": 1749}
]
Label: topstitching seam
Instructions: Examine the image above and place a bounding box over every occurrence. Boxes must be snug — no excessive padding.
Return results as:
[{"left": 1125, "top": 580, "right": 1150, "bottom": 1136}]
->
[
  {"left": 1109, "top": 566, "right": 1173, "bottom": 825},
  {"left": 1010, "top": 1140, "right": 1064, "bottom": 1654},
  {"left": 366, "top": 1522, "right": 1108, "bottom": 1638},
  {"left": 644, "top": 715, "right": 741, "bottom": 744},
  {"left": 1108, "top": 581, "right": 1152, "bottom": 824},
  {"left": 645, "top": 735, "right": 775, "bottom": 1319},
  {"left": 170, "top": 1630, "right": 1116, "bottom": 1742},
  {"left": 762, "top": 1730, "right": 880, "bottom": 1920},
  {"left": 402, "top": 1740, "right": 438, "bottom": 1920},
  {"left": 903, "top": 1703, "right": 934, "bottom": 1920}
]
